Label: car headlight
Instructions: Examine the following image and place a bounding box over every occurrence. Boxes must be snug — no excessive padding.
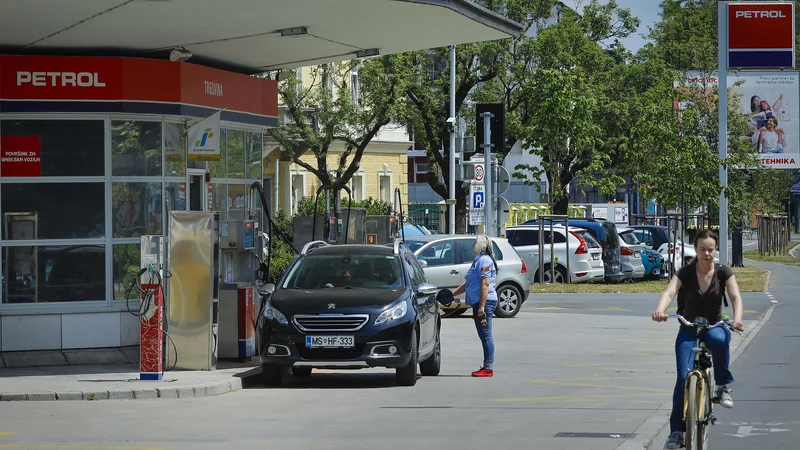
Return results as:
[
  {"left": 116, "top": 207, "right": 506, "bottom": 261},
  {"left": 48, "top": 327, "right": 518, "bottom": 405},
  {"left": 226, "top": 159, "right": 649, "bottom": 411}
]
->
[
  {"left": 264, "top": 301, "right": 288, "bottom": 325},
  {"left": 374, "top": 301, "right": 408, "bottom": 325}
]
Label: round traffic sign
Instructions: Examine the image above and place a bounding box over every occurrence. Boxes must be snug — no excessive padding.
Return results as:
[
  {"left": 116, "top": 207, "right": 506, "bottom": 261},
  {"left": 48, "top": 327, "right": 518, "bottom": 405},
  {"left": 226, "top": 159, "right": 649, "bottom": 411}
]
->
[{"left": 474, "top": 164, "right": 484, "bottom": 182}]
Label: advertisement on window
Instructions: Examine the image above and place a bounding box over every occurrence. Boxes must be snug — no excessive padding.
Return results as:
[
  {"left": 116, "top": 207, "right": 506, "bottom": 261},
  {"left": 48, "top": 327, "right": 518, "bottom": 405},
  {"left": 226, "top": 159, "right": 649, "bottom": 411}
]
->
[
  {"left": 729, "top": 72, "right": 800, "bottom": 169},
  {"left": 187, "top": 111, "right": 221, "bottom": 161},
  {"left": 1, "top": 135, "right": 41, "bottom": 177},
  {"left": 164, "top": 122, "right": 183, "bottom": 162}
]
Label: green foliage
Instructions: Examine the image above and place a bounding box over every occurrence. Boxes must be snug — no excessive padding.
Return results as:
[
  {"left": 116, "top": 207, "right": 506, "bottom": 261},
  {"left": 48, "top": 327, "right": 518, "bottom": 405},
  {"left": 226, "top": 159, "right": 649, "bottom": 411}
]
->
[
  {"left": 750, "top": 169, "right": 797, "bottom": 215},
  {"left": 340, "top": 197, "right": 393, "bottom": 215},
  {"left": 264, "top": 209, "right": 297, "bottom": 285},
  {"left": 295, "top": 196, "right": 327, "bottom": 217}
]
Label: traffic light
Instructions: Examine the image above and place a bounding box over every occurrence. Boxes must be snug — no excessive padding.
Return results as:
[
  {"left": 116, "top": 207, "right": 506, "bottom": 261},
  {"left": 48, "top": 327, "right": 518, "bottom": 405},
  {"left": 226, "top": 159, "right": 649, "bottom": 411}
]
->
[{"left": 475, "top": 103, "right": 505, "bottom": 156}]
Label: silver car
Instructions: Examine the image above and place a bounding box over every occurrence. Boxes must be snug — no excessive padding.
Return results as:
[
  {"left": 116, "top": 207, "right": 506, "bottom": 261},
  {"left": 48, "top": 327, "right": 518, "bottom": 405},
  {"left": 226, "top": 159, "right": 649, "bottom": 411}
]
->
[
  {"left": 403, "top": 235, "right": 530, "bottom": 318},
  {"left": 616, "top": 226, "right": 645, "bottom": 281}
]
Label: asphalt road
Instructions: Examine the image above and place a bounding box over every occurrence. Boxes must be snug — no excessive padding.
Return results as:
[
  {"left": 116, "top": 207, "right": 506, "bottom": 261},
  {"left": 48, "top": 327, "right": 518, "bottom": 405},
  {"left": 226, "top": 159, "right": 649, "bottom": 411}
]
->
[
  {"left": 709, "top": 260, "right": 800, "bottom": 449},
  {"left": 0, "top": 287, "right": 776, "bottom": 450}
]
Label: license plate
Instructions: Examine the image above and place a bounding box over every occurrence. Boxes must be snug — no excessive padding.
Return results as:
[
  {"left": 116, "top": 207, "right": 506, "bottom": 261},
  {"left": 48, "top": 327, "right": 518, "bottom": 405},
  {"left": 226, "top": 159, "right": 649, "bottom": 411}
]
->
[
  {"left": 306, "top": 335, "right": 354, "bottom": 348},
  {"left": 634, "top": 252, "right": 640, "bottom": 258},
  {"left": 611, "top": 264, "right": 619, "bottom": 271},
  {"left": 592, "top": 254, "right": 600, "bottom": 260},
  {"left": 654, "top": 269, "right": 660, "bottom": 275}
]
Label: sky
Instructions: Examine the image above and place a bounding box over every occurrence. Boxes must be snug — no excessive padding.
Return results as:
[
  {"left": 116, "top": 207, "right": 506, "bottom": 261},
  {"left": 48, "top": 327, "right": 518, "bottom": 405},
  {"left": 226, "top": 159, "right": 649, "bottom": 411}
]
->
[{"left": 565, "top": 0, "right": 662, "bottom": 53}]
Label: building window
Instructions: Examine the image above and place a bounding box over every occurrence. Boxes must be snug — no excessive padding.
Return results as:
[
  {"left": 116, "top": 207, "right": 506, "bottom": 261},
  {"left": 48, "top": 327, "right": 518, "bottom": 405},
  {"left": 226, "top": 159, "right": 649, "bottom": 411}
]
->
[
  {"left": 379, "top": 172, "right": 392, "bottom": 203},
  {"left": 351, "top": 173, "right": 365, "bottom": 202},
  {"left": 111, "top": 182, "right": 162, "bottom": 238},
  {"left": 291, "top": 173, "right": 306, "bottom": 214},
  {"left": 415, "top": 163, "right": 428, "bottom": 174}
]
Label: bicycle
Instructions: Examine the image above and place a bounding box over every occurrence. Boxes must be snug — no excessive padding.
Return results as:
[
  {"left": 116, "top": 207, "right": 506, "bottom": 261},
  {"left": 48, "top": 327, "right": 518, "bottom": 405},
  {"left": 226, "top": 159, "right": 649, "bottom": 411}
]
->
[{"left": 674, "top": 314, "right": 742, "bottom": 450}]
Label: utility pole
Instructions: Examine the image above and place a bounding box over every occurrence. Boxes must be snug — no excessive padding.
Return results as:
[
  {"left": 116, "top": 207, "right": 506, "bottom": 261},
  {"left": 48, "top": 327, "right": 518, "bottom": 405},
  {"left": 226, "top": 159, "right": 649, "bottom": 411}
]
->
[{"left": 448, "top": 45, "right": 456, "bottom": 235}]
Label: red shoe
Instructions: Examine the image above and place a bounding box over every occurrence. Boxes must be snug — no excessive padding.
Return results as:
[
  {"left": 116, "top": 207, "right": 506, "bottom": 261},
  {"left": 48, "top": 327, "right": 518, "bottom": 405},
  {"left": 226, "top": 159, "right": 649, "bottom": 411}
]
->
[{"left": 471, "top": 368, "right": 494, "bottom": 377}]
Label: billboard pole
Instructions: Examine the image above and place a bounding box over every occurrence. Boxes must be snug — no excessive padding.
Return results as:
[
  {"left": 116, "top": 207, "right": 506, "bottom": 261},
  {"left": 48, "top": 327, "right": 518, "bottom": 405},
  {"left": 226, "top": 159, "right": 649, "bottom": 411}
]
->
[{"left": 718, "top": 0, "right": 729, "bottom": 265}]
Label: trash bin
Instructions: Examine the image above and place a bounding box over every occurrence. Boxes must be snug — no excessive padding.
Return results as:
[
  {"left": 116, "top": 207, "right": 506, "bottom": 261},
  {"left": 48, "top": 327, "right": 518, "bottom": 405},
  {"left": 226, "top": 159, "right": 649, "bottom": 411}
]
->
[{"left": 731, "top": 230, "right": 744, "bottom": 267}]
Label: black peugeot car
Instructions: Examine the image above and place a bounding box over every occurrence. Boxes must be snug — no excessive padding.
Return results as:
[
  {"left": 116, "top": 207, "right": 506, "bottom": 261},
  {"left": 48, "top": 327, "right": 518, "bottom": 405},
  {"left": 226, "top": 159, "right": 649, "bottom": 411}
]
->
[{"left": 256, "top": 240, "right": 441, "bottom": 387}]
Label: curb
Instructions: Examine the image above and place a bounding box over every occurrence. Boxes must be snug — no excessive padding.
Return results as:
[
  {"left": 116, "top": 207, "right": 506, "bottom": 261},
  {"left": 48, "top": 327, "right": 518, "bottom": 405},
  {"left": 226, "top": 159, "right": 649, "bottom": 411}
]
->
[
  {"left": 0, "top": 370, "right": 261, "bottom": 402},
  {"left": 614, "top": 303, "right": 778, "bottom": 450}
]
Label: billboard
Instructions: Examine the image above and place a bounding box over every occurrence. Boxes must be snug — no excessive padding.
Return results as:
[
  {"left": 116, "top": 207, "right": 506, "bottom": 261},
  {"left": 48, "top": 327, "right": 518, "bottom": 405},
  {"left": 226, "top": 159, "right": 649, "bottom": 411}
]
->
[
  {"left": 728, "top": 2, "right": 795, "bottom": 69},
  {"left": 728, "top": 72, "right": 800, "bottom": 169}
]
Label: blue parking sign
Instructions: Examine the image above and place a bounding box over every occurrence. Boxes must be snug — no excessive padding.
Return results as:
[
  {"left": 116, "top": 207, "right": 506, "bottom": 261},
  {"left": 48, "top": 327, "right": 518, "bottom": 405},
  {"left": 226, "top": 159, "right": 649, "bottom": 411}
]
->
[{"left": 472, "top": 191, "right": 484, "bottom": 209}]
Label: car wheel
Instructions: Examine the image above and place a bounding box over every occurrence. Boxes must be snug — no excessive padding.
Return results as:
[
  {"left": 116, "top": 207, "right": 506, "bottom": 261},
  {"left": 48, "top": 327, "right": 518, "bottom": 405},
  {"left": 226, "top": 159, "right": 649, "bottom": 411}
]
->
[
  {"left": 419, "top": 322, "right": 441, "bottom": 376},
  {"left": 396, "top": 329, "right": 418, "bottom": 386},
  {"left": 495, "top": 283, "right": 523, "bottom": 318},
  {"left": 291, "top": 367, "right": 312, "bottom": 377},
  {"left": 261, "top": 363, "right": 283, "bottom": 387},
  {"left": 537, "top": 265, "right": 567, "bottom": 284}
]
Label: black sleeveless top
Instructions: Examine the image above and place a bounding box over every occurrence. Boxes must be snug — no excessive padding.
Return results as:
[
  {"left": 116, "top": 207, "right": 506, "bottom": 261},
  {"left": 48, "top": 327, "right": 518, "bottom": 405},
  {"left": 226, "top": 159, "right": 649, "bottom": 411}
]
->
[{"left": 676, "top": 262, "right": 733, "bottom": 325}]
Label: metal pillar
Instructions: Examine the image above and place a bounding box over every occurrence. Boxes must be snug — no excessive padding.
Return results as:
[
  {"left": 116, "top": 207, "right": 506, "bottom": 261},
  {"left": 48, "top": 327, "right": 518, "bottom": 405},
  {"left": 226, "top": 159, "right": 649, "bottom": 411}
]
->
[
  {"left": 448, "top": 44, "right": 456, "bottom": 235},
  {"left": 717, "top": 1, "right": 729, "bottom": 265},
  {"left": 481, "top": 112, "right": 493, "bottom": 236}
]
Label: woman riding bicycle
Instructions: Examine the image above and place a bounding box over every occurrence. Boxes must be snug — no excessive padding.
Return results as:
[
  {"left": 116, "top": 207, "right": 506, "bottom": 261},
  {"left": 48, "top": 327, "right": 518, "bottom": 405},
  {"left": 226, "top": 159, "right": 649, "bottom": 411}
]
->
[{"left": 651, "top": 229, "right": 745, "bottom": 449}]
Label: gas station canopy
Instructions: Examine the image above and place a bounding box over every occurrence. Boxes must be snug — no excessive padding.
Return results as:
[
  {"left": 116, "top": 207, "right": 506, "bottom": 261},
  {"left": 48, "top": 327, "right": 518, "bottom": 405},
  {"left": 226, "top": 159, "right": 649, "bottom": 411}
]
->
[{"left": 0, "top": 0, "right": 523, "bottom": 75}]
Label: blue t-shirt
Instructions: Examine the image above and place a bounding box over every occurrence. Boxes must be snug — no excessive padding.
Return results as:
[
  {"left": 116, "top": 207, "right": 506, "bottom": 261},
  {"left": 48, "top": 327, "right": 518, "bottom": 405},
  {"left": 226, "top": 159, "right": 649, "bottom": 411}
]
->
[{"left": 464, "top": 254, "right": 498, "bottom": 306}]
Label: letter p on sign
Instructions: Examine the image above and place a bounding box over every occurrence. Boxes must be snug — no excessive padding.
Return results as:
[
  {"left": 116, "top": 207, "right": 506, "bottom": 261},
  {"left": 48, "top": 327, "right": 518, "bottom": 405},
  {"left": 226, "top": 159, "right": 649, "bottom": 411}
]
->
[{"left": 16, "top": 71, "right": 31, "bottom": 86}]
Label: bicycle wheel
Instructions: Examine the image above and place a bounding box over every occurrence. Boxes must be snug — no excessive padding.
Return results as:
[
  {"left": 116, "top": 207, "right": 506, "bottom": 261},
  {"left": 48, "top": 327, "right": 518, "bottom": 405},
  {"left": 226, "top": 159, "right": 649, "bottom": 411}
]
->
[
  {"left": 685, "top": 373, "right": 703, "bottom": 450},
  {"left": 697, "top": 375, "right": 711, "bottom": 450}
]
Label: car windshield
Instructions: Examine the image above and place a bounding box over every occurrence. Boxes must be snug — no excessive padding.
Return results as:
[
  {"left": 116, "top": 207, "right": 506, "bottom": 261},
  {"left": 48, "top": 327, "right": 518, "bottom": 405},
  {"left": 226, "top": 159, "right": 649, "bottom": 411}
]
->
[
  {"left": 619, "top": 230, "right": 640, "bottom": 245},
  {"left": 281, "top": 253, "right": 404, "bottom": 290}
]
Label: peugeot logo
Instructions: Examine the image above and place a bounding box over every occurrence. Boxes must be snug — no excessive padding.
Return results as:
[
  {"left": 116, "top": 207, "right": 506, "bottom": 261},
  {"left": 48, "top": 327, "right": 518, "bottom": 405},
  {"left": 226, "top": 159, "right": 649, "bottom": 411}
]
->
[{"left": 327, "top": 303, "right": 336, "bottom": 309}]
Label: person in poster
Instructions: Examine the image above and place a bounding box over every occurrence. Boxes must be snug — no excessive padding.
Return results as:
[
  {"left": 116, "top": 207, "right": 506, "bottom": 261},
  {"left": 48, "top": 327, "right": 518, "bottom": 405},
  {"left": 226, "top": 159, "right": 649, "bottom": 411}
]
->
[{"left": 729, "top": 73, "right": 799, "bottom": 168}]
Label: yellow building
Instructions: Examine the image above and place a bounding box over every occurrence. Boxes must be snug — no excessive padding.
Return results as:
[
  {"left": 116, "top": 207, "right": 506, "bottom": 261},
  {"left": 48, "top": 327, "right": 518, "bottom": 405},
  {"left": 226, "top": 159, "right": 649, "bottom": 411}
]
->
[{"left": 261, "top": 64, "right": 410, "bottom": 217}]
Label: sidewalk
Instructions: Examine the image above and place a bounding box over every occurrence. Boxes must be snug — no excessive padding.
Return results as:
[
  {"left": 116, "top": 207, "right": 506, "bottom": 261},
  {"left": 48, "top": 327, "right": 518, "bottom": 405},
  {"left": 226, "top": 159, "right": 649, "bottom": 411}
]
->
[{"left": 0, "top": 360, "right": 261, "bottom": 401}]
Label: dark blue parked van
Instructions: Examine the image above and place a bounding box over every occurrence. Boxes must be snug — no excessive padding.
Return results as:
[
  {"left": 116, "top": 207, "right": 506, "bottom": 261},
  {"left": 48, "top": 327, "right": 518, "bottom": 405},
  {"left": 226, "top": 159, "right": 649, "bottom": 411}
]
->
[{"left": 522, "top": 218, "right": 625, "bottom": 283}]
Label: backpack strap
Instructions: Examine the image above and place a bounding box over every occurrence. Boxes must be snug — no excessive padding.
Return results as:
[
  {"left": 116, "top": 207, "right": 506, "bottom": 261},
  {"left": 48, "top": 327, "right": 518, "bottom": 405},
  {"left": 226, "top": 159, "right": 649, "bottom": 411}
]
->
[{"left": 717, "top": 263, "right": 729, "bottom": 308}]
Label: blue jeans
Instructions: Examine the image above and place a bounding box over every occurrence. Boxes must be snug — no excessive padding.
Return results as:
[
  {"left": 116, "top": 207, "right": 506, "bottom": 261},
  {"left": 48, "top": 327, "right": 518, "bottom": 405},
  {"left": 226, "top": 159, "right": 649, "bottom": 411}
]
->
[
  {"left": 670, "top": 326, "right": 734, "bottom": 433},
  {"left": 472, "top": 300, "right": 497, "bottom": 370}
]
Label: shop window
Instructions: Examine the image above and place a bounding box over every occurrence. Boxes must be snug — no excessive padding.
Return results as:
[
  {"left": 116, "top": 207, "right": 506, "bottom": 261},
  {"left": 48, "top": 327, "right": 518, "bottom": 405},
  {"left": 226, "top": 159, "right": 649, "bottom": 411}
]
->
[
  {"left": 226, "top": 130, "right": 245, "bottom": 179},
  {"left": 1, "top": 183, "right": 104, "bottom": 240},
  {"left": 213, "top": 183, "right": 228, "bottom": 220},
  {"left": 164, "top": 122, "right": 186, "bottom": 177},
  {"left": 246, "top": 132, "right": 262, "bottom": 180},
  {"left": 164, "top": 181, "right": 187, "bottom": 216},
  {"left": 111, "top": 121, "right": 162, "bottom": 176},
  {"left": 112, "top": 243, "right": 140, "bottom": 300},
  {"left": 2, "top": 244, "right": 106, "bottom": 303},
  {"left": 111, "top": 182, "right": 163, "bottom": 238},
  {"left": 0, "top": 120, "right": 104, "bottom": 177},
  {"left": 227, "top": 183, "right": 246, "bottom": 220},
  {"left": 209, "top": 128, "right": 227, "bottom": 180}
]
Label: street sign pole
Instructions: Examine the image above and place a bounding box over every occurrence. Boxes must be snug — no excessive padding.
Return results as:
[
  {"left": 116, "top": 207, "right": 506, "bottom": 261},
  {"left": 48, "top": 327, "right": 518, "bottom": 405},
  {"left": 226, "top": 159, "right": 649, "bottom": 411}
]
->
[
  {"left": 718, "top": 1, "right": 729, "bottom": 266},
  {"left": 448, "top": 44, "right": 456, "bottom": 236},
  {"left": 481, "top": 112, "right": 494, "bottom": 236}
]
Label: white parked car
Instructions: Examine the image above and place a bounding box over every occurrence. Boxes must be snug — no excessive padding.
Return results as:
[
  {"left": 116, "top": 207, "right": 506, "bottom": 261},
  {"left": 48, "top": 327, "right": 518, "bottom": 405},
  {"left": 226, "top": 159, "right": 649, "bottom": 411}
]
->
[
  {"left": 505, "top": 225, "right": 605, "bottom": 284},
  {"left": 616, "top": 226, "right": 645, "bottom": 281}
]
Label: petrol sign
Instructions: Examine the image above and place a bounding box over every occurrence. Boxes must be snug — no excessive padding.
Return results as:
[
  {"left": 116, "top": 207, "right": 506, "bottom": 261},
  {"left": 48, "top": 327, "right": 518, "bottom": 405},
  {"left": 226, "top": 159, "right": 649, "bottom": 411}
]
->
[{"left": 728, "top": 2, "right": 795, "bottom": 69}]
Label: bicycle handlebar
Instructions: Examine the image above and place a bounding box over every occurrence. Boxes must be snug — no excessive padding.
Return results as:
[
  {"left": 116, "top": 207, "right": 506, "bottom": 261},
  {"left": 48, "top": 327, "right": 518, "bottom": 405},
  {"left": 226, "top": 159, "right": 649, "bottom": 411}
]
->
[{"left": 674, "top": 314, "right": 743, "bottom": 336}]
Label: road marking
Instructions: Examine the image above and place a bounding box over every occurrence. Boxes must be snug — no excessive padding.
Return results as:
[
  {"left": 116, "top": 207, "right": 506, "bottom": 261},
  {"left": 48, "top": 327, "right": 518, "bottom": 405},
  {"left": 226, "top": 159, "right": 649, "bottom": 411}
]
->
[
  {"left": 0, "top": 433, "right": 16, "bottom": 436},
  {"left": 535, "top": 306, "right": 568, "bottom": 310},
  {"left": 529, "top": 379, "right": 671, "bottom": 393},
  {"left": 0, "top": 446, "right": 165, "bottom": 449},
  {"left": 593, "top": 307, "right": 633, "bottom": 312},
  {"left": 765, "top": 291, "right": 778, "bottom": 303},
  {"left": 722, "top": 425, "right": 790, "bottom": 438},
  {"left": 492, "top": 393, "right": 668, "bottom": 403}
]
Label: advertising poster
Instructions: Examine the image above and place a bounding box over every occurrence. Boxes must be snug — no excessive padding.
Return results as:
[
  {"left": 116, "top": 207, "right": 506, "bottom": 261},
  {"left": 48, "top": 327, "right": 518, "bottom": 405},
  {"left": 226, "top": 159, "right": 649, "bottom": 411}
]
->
[
  {"left": 1, "top": 135, "right": 41, "bottom": 177},
  {"left": 728, "top": 72, "right": 800, "bottom": 169},
  {"left": 592, "top": 207, "right": 608, "bottom": 220},
  {"left": 614, "top": 206, "right": 629, "bottom": 224}
]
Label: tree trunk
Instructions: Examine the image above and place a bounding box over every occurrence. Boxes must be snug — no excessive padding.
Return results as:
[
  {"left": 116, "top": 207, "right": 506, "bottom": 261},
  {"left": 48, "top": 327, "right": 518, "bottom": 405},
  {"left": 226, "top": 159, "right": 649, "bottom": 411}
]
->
[{"left": 456, "top": 193, "right": 468, "bottom": 234}]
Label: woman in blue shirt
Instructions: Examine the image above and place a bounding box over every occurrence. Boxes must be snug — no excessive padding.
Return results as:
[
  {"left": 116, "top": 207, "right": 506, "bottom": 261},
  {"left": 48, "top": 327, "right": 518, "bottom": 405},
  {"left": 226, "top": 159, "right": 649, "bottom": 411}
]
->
[{"left": 451, "top": 234, "right": 498, "bottom": 377}]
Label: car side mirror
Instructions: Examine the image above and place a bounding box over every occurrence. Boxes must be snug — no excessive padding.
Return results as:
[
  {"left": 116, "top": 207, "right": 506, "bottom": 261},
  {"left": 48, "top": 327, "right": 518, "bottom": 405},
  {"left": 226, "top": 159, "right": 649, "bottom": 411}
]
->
[
  {"left": 417, "top": 259, "right": 428, "bottom": 268},
  {"left": 257, "top": 282, "right": 276, "bottom": 296},
  {"left": 416, "top": 283, "right": 437, "bottom": 296}
]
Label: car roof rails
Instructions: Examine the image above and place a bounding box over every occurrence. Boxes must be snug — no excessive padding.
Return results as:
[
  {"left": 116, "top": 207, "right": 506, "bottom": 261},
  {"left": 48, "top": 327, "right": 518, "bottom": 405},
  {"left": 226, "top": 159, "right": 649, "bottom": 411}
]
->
[{"left": 301, "top": 240, "right": 330, "bottom": 255}]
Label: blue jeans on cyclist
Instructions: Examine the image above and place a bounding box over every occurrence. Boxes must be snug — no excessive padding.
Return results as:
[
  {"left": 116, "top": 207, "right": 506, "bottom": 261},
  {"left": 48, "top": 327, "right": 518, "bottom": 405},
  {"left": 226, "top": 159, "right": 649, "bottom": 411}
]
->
[
  {"left": 670, "top": 325, "right": 734, "bottom": 433},
  {"left": 472, "top": 300, "right": 497, "bottom": 370}
]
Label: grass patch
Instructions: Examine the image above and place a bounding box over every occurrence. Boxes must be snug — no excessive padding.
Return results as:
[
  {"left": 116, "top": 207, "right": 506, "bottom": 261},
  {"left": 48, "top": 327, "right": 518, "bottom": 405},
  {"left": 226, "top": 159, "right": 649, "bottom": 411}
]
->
[
  {"left": 528, "top": 266, "right": 768, "bottom": 294},
  {"left": 743, "top": 241, "right": 800, "bottom": 266}
]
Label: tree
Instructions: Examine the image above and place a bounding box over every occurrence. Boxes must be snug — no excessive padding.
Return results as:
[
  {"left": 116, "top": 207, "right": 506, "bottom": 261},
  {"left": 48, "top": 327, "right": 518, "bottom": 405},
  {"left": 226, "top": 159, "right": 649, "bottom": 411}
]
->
[
  {"left": 267, "top": 56, "right": 405, "bottom": 224},
  {"left": 398, "top": 0, "right": 557, "bottom": 232},
  {"left": 478, "top": 1, "right": 639, "bottom": 214}
]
